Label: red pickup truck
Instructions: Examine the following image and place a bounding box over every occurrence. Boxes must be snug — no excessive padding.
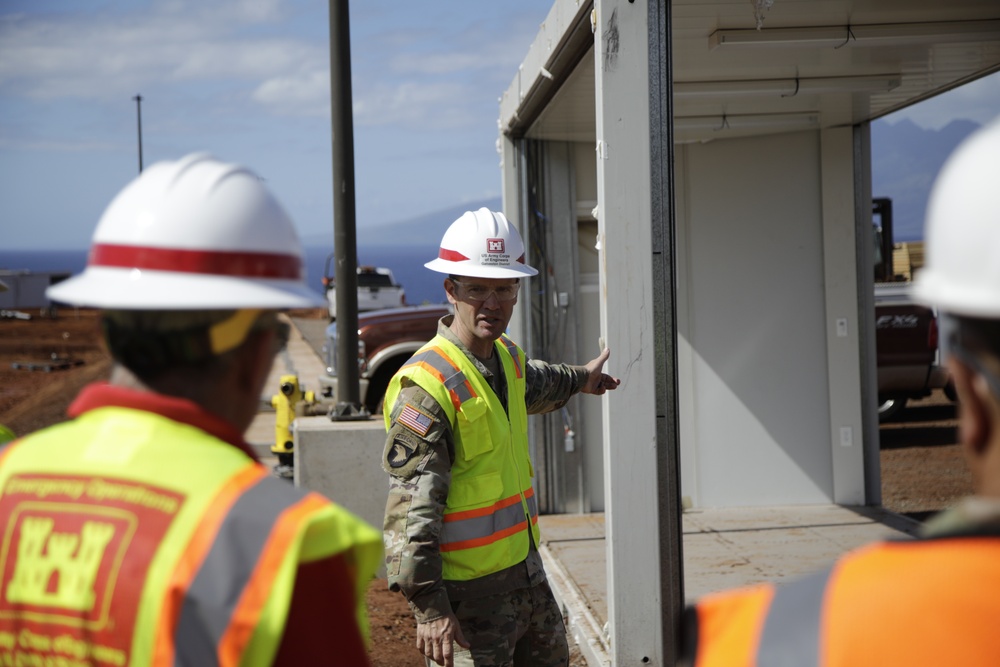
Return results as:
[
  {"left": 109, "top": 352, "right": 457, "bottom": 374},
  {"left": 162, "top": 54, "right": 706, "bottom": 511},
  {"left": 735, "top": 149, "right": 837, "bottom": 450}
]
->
[
  {"left": 318, "top": 304, "right": 450, "bottom": 413},
  {"left": 875, "top": 282, "right": 953, "bottom": 421}
]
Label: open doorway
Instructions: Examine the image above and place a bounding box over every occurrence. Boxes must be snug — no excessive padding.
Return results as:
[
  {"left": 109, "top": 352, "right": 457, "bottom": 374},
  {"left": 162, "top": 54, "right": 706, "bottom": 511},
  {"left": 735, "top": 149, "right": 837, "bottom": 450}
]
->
[{"left": 868, "top": 74, "right": 1000, "bottom": 519}]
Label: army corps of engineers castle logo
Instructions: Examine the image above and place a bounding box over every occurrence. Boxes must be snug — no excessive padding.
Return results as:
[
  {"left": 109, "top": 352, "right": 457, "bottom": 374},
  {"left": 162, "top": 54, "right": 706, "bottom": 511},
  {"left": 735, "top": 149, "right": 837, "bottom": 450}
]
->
[
  {"left": 0, "top": 474, "right": 182, "bottom": 663},
  {"left": 2, "top": 504, "right": 132, "bottom": 625}
]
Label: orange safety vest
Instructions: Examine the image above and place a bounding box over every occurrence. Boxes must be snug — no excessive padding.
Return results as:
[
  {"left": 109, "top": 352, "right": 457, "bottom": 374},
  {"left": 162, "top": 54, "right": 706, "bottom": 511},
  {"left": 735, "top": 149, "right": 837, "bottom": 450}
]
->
[
  {"left": 687, "top": 535, "right": 1000, "bottom": 667},
  {"left": 0, "top": 405, "right": 381, "bottom": 667}
]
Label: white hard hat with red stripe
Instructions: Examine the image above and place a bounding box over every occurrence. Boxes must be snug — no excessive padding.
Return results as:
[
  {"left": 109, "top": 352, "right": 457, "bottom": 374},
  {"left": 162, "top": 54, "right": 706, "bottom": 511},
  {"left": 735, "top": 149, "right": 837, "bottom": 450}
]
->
[
  {"left": 47, "top": 153, "right": 323, "bottom": 309},
  {"left": 913, "top": 118, "right": 1000, "bottom": 317},
  {"left": 424, "top": 207, "right": 538, "bottom": 279}
]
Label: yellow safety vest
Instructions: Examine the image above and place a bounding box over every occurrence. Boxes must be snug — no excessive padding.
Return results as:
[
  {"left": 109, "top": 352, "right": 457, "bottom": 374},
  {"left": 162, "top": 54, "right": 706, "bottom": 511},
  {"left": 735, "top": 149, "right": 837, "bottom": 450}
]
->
[
  {"left": 385, "top": 333, "right": 539, "bottom": 581},
  {"left": 0, "top": 406, "right": 382, "bottom": 667}
]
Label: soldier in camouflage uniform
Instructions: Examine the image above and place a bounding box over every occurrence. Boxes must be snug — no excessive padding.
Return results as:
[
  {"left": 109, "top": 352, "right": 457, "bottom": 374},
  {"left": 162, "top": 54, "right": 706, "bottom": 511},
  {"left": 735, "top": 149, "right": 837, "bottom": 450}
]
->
[{"left": 382, "top": 209, "right": 620, "bottom": 667}]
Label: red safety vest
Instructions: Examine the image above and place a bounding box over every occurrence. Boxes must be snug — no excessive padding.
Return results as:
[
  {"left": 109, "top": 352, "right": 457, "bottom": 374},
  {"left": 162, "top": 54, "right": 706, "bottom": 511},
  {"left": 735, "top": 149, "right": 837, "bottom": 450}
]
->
[
  {"left": 687, "top": 535, "right": 1000, "bottom": 667},
  {"left": 0, "top": 401, "right": 381, "bottom": 667}
]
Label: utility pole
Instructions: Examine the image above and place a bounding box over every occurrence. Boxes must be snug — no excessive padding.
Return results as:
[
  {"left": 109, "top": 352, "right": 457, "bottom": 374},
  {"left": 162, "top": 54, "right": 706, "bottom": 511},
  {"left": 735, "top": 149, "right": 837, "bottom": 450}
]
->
[
  {"left": 133, "top": 94, "right": 144, "bottom": 173},
  {"left": 328, "top": 0, "right": 366, "bottom": 420}
]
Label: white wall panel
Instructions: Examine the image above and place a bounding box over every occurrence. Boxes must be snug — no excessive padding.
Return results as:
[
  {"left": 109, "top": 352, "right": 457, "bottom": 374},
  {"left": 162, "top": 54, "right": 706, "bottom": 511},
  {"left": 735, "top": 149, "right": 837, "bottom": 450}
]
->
[{"left": 683, "top": 130, "right": 834, "bottom": 507}]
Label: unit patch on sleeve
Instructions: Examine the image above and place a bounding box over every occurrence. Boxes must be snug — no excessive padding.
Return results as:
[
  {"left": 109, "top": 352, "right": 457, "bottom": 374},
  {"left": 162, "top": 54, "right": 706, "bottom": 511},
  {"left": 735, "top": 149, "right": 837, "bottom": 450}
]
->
[
  {"left": 398, "top": 403, "right": 434, "bottom": 437},
  {"left": 387, "top": 436, "right": 418, "bottom": 469}
]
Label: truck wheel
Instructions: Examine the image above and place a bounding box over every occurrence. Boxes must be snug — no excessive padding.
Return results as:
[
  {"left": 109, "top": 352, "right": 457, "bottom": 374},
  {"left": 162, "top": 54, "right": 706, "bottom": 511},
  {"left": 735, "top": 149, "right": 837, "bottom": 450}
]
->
[
  {"left": 943, "top": 382, "right": 958, "bottom": 403},
  {"left": 365, "top": 359, "right": 407, "bottom": 415},
  {"left": 878, "top": 396, "right": 907, "bottom": 423}
]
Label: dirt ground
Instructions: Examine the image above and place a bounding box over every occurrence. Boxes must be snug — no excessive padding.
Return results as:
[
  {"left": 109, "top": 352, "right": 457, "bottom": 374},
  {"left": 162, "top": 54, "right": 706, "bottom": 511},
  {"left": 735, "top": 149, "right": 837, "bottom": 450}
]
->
[
  {"left": 0, "top": 308, "right": 970, "bottom": 665},
  {"left": 878, "top": 389, "right": 972, "bottom": 520}
]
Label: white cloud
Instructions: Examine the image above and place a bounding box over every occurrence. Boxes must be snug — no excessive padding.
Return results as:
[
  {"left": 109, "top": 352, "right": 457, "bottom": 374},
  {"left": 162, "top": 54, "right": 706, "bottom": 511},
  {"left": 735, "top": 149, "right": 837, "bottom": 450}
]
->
[
  {"left": 253, "top": 69, "right": 330, "bottom": 116},
  {"left": 0, "top": 0, "right": 322, "bottom": 105},
  {"left": 353, "top": 81, "right": 478, "bottom": 129},
  {"left": 388, "top": 43, "right": 517, "bottom": 77}
]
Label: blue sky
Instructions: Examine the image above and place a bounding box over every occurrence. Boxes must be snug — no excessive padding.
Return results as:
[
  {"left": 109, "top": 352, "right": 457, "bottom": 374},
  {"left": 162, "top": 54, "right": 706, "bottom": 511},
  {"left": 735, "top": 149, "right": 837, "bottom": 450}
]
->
[
  {"left": 1, "top": 0, "right": 998, "bottom": 251},
  {"left": 0, "top": 0, "right": 549, "bottom": 250}
]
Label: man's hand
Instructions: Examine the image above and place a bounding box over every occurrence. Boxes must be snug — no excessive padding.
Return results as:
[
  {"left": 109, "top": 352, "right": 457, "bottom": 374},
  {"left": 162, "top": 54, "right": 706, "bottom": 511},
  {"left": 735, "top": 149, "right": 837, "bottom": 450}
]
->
[
  {"left": 416, "top": 613, "right": 470, "bottom": 667},
  {"left": 582, "top": 347, "right": 621, "bottom": 395}
]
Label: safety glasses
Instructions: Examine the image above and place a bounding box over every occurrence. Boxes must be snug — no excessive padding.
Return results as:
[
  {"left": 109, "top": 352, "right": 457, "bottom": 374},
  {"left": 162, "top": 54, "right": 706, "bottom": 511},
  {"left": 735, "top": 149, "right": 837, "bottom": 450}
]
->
[{"left": 451, "top": 280, "right": 520, "bottom": 303}]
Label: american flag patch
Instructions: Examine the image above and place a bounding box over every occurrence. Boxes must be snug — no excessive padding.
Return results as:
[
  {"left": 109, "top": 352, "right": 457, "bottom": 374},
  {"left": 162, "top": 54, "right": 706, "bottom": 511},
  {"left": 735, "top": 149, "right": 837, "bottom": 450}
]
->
[{"left": 398, "top": 404, "right": 433, "bottom": 436}]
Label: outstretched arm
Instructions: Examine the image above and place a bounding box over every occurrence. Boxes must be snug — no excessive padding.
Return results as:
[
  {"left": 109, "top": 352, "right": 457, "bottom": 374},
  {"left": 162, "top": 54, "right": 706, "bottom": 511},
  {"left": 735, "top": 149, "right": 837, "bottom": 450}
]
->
[{"left": 580, "top": 347, "right": 621, "bottom": 395}]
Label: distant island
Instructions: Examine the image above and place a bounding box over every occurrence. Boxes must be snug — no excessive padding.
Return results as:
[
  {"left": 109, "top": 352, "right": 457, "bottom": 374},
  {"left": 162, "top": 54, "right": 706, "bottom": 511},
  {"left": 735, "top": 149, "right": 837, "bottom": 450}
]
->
[{"left": 301, "top": 197, "right": 502, "bottom": 249}]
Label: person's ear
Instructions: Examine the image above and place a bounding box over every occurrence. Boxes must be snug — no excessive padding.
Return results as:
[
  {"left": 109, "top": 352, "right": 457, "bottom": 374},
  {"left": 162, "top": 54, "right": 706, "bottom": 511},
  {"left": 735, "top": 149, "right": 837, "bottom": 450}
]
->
[
  {"left": 444, "top": 278, "right": 458, "bottom": 306},
  {"left": 949, "top": 357, "right": 992, "bottom": 459}
]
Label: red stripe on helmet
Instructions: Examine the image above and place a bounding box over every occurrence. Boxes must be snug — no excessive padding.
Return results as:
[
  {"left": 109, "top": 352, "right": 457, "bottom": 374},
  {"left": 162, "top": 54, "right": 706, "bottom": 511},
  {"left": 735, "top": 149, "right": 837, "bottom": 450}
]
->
[
  {"left": 439, "top": 248, "right": 470, "bottom": 262},
  {"left": 517, "top": 254, "right": 526, "bottom": 264},
  {"left": 90, "top": 243, "right": 302, "bottom": 280}
]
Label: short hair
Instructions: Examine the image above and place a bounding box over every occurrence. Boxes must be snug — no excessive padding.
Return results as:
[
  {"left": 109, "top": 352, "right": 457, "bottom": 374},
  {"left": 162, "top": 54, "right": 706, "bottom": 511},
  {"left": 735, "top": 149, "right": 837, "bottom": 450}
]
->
[
  {"left": 101, "top": 310, "right": 240, "bottom": 381},
  {"left": 949, "top": 315, "right": 1000, "bottom": 363}
]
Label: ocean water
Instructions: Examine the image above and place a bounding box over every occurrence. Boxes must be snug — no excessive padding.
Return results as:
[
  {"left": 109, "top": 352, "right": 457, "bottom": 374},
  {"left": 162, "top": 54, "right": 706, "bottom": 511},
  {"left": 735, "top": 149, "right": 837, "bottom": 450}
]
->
[{"left": 0, "top": 244, "right": 446, "bottom": 307}]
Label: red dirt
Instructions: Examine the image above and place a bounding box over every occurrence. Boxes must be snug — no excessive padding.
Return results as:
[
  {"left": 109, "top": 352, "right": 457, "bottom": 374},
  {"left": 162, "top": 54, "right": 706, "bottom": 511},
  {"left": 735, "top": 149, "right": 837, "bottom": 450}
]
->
[
  {"left": 0, "top": 309, "right": 970, "bottom": 665},
  {"left": 878, "top": 390, "right": 972, "bottom": 519}
]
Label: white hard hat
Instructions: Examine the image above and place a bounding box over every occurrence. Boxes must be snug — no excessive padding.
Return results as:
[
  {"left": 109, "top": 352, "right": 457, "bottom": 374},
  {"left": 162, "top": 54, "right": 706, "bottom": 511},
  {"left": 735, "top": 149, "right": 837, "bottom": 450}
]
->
[
  {"left": 424, "top": 208, "right": 538, "bottom": 279},
  {"left": 913, "top": 118, "right": 1000, "bottom": 317},
  {"left": 47, "top": 153, "right": 323, "bottom": 310}
]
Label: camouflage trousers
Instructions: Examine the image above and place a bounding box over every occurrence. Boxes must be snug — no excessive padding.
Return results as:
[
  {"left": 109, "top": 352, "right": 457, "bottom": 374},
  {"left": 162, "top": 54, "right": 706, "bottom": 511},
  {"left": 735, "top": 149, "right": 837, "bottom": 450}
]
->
[{"left": 430, "top": 580, "right": 569, "bottom": 667}]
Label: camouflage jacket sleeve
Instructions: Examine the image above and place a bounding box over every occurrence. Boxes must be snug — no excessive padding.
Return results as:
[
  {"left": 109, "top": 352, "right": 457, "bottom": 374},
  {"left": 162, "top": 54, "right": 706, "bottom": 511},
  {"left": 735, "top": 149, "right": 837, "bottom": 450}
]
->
[
  {"left": 382, "top": 378, "right": 455, "bottom": 624},
  {"left": 524, "top": 358, "right": 590, "bottom": 415}
]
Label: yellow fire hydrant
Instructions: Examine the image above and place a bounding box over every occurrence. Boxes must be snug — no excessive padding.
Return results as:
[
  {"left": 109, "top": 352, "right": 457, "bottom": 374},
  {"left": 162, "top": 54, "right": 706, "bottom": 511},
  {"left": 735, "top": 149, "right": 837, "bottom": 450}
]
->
[{"left": 270, "top": 374, "right": 316, "bottom": 476}]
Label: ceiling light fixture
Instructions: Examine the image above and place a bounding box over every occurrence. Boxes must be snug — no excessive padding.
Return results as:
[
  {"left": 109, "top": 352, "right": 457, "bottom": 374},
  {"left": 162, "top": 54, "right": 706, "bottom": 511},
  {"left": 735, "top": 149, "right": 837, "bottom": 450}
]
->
[
  {"left": 674, "top": 74, "right": 901, "bottom": 98},
  {"left": 709, "top": 19, "right": 1000, "bottom": 49},
  {"left": 674, "top": 112, "right": 819, "bottom": 132}
]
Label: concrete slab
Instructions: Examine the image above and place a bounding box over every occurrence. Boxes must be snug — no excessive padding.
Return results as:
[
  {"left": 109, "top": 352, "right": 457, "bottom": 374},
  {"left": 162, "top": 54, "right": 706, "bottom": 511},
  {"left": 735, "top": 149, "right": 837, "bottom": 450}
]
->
[{"left": 538, "top": 506, "right": 921, "bottom": 666}]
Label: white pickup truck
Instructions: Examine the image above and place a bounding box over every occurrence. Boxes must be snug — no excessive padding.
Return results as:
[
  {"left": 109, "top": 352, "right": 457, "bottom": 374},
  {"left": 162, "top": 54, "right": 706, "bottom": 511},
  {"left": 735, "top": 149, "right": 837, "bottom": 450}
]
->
[{"left": 321, "top": 263, "right": 406, "bottom": 319}]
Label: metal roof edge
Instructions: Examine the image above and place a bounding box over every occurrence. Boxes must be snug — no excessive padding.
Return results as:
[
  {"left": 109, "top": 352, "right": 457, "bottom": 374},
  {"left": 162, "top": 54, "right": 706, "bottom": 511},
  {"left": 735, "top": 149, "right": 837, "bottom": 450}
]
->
[{"left": 498, "top": 0, "right": 595, "bottom": 139}]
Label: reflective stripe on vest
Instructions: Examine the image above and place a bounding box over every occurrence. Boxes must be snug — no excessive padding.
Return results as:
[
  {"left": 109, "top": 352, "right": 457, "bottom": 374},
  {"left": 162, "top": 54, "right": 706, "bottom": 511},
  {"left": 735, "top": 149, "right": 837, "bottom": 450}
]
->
[
  {"left": 401, "top": 346, "right": 477, "bottom": 410},
  {"left": 170, "top": 471, "right": 327, "bottom": 665},
  {"left": 440, "top": 487, "right": 538, "bottom": 552},
  {"left": 153, "top": 464, "right": 267, "bottom": 666},
  {"left": 499, "top": 335, "right": 522, "bottom": 379},
  {"left": 757, "top": 566, "right": 831, "bottom": 667}
]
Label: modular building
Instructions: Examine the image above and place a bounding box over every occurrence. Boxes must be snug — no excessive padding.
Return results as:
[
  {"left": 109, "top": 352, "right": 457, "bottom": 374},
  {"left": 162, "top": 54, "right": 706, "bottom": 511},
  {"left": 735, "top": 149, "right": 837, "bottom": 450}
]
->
[{"left": 497, "top": 1, "right": 1000, "bottom": 663}]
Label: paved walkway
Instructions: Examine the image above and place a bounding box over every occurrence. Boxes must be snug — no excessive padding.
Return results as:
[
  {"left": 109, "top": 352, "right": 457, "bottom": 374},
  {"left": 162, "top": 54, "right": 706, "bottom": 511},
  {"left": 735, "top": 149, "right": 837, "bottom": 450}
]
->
[{"left": 245, "top": 314, "right": 331, "bottom": 456}]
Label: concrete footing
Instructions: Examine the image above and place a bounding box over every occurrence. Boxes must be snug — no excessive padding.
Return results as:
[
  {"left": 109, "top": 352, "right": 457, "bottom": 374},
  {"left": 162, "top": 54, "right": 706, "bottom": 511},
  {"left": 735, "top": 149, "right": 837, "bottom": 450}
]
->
[{"left": 293, "top": 415, "right": 389, "bottom": 575}]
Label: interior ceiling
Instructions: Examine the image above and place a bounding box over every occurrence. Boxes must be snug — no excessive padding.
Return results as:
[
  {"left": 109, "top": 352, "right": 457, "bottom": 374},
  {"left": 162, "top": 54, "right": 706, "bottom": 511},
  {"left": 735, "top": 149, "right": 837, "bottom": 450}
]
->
[{"left": 526, "top": 0, "right": 1000, "bottom": 143}]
